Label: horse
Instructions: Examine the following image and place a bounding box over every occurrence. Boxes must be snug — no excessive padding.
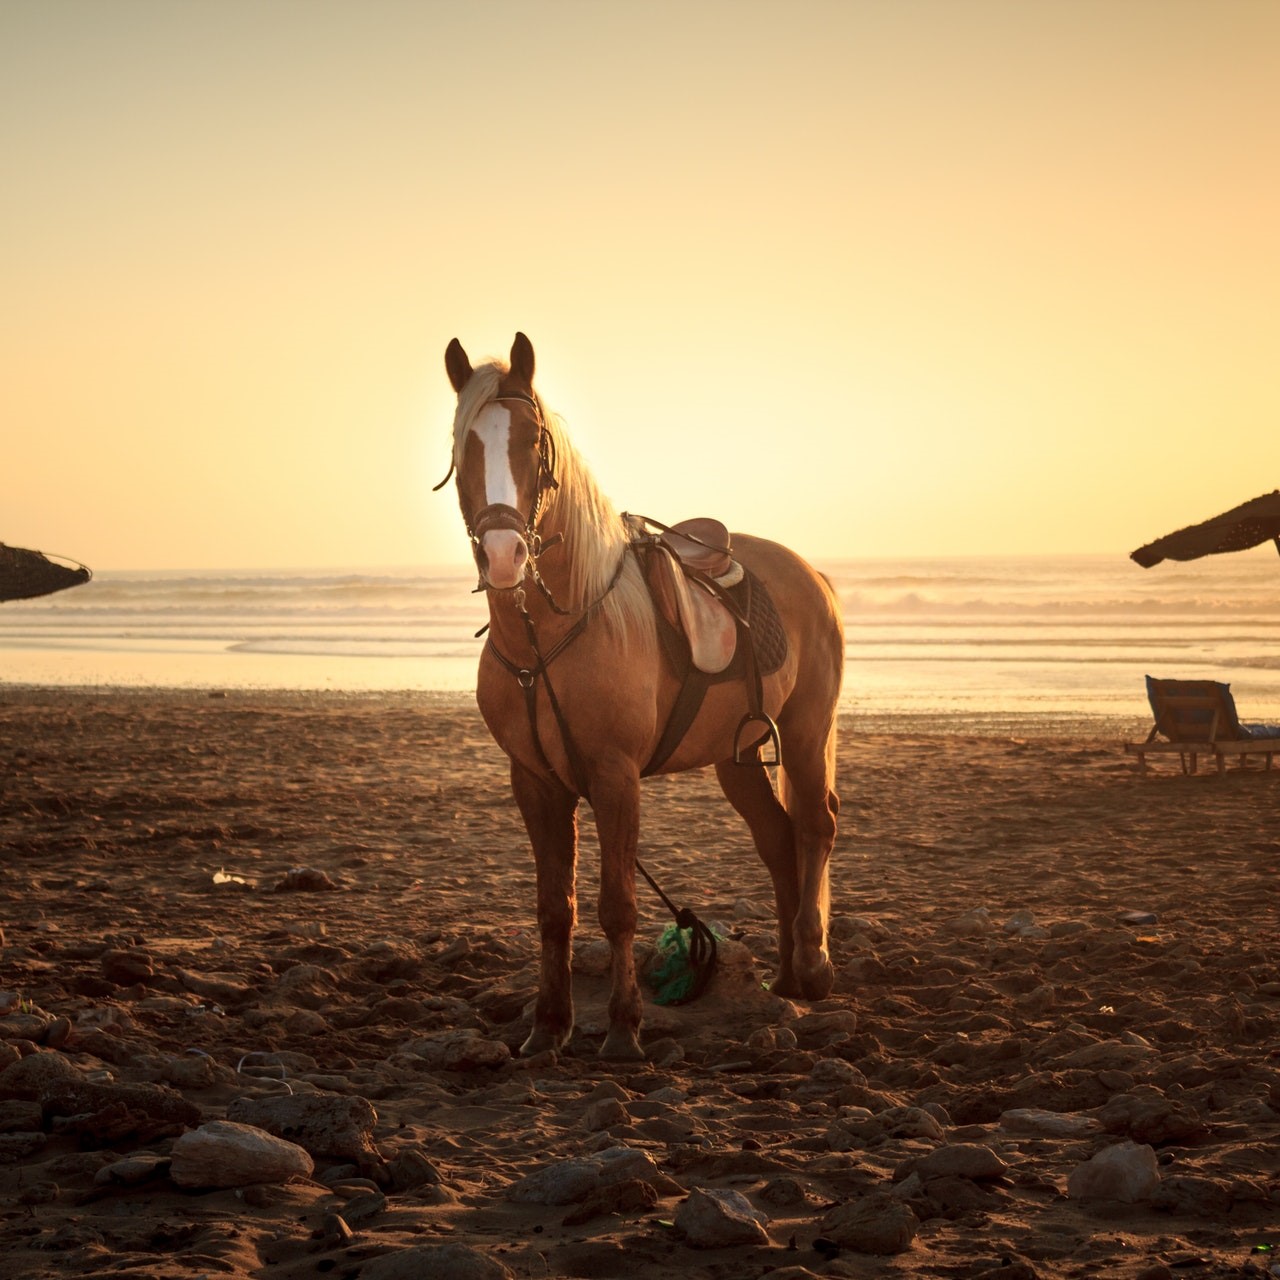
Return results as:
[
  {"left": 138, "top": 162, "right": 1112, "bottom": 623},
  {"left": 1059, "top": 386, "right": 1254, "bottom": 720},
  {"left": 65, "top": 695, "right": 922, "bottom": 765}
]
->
[{"left": 441, "top": 332, "right": 843, "bottom": 1060}]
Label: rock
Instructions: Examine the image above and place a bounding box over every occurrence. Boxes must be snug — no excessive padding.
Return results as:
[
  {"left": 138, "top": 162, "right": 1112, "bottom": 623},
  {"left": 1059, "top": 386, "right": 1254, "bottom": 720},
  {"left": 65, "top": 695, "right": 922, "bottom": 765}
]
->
[
  {"left": 386, "top": 1147, "right": 443, "bottom": 1191},
  {"left": 582, "top": 1097, "right": 628, "bottom": 1131},
  {"left": 169, "top": 1120, "right": 314, "bottom": 1188},
  {"left": 0, "top": 1131, "right": 47, "bottom": 1162},
  {"left": 0, "top": 1099, "right": 43, "bottom": 1132},
  {"left": 943, "top": 908, "right": 994, "bottom": 937},
  {"left": 1097, "top": 1092, "right": 1208, "bottom": 1145},
  {"left": 562, "top": 1178, "right": 658, "bottom": 1226},
  {"left": 878, "top": 1106, "right": 946, "bottom": 1141},
  {"left": 791, "top": 1010, "right": 858, "bottom": 1046},
  {"left": 360, "top": 1244, "right": 514, "bottom": 1280},
  {"left": 1067, "top": 1141, "right": 1160, "bottom": 1203},
  {"left": 1002, "top": 909, "right": 1037, "bottom": 934},
  {"left": 404, "top": 1030, "right": 511, "bottom": 1071},
  {"left": 507, "top": 1145, "right": 661, "bottom": 1205},
  {"left": 17, "top": 1178, "right": 59, "bottom": 1206},
  {"left": 0, "top": 1013, "right": 51, "bottom": 1041},
  {"left": 1150, "top": 1174, "right": 1232, "bottom": 1217},
  {"left": 342, "top": 1191, "right": 388, "bottom": 1224},
  {"left": 807, "top": 1057, "right": 864, "bottom": 1088},
  {"left": 0, "top": 1050, "right": 82, "bottom": 1100},
  {"left": 100, "top": 948, "right": 155, "bottom": 986},
  {"left": 1013, "top": 984, "right": 1056, "bottom": 1013},
  {"left": 93, "top": 1155, "right": 170, "bottom": 1186},
  {"left": 171, "top": 967, "right": 252, "bottom": 1006},
  {"left": 1059, "top": 1040, "right": 1157, "bottom": 1070},
  {"left": 1000, "top": 1108, "right": 1101, "bottom": 1138},
  {"left": 322, "top": 1213, "right": 354, "bottom": 1247},
  {"left": 760, "top": 1176, "right": 810, "bottom": 1207},
  {"left": 908, "top": 1143, "right": 1008, "bottom": 1183},
  {"left": 274, "top": 866, "right": 340, "bottom": 891},
  {"left": 1118, "top": 910, "right": 1158, "bottom": 926},
  {"left": 42, "top": 1017, "right": 73, "bottom": 1049},
  {"left": 39, "top": 1076, "right": 201, "bottom": 1143},
  {"left": 226, "top": 1093, "right": 379, "bottom": 1161},
  {"left": 820, "top": 1191, "right": 918, "bottom": 1255},
  {"left": 675, "top": 1186, "right": 770, "bottom": 1248}
]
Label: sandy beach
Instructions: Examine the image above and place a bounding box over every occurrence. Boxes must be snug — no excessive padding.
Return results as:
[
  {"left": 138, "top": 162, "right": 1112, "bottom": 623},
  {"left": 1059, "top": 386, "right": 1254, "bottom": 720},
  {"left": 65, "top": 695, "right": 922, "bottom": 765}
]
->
[{"left": 1, "top": 689, "right": 1277, "bottom": 1279}]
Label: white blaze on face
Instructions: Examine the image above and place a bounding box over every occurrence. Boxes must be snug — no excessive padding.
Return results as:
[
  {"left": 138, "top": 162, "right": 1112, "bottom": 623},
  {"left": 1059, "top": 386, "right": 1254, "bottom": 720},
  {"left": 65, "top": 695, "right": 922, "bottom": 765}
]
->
[{"left": 471, "top": 403, "right": 528, "bottom": 589}]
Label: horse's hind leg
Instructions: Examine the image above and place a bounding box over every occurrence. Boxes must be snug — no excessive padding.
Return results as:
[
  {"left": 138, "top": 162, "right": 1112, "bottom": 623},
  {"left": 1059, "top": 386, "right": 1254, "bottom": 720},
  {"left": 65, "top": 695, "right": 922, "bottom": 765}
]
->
[
  {"left": 714, "top": 759, "right": 804, "bottom": 997},
  {"left": 509, "top": 760, "right": 580, "bottom": 1056},
  {"left": 776, "top": 713, "right": 839, "bottom": 999}
]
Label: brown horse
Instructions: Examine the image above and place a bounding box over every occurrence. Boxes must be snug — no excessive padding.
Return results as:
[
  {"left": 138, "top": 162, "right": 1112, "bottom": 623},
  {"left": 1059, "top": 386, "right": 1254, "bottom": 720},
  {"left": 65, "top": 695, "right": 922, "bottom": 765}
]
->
[{"left": 443, "top": 333, "right": 842, "bottom": 1060}]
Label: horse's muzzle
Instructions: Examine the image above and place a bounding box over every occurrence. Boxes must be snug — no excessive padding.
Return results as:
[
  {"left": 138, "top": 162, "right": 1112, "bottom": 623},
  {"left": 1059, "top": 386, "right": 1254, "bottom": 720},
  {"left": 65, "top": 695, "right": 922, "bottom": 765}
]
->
[{"left": 477, "top": 527, "right": 529, "bottom": 590}]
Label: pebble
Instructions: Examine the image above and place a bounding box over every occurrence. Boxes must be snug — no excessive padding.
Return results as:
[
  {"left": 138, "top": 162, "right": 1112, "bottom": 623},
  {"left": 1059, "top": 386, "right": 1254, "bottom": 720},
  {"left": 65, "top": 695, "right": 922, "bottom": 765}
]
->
[{"left": 340, "top": 1190, "right": 387, "bottom": 1224}]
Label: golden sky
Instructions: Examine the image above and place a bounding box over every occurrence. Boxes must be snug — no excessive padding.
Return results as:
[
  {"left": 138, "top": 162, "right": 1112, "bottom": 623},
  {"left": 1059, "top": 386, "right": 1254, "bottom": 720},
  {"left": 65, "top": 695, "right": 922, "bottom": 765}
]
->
[{"left": 4, "top": 0, "right": 1278, "bottom": 570}]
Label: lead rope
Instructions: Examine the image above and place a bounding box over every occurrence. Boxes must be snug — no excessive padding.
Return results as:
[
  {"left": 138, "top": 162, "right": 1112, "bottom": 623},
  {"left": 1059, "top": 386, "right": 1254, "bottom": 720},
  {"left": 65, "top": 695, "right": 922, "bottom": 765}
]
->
[{"left": 635, "top": 859, "right": 719, "bottom": 1005}]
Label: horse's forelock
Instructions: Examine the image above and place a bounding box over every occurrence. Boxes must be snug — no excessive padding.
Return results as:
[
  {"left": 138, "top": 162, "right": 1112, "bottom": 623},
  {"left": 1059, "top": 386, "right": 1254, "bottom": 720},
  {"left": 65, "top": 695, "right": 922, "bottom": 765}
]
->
[{"left": 451, "top": 360, "right": 506, "bottom": 466}]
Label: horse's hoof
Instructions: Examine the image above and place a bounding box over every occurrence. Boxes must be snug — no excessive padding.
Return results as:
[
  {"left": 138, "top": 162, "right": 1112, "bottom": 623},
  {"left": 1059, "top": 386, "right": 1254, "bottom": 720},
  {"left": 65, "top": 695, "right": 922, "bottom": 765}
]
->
[
  {"left": 768, "top": 974, "right": 802, "bottom": 999},
  {"left": 799, "top": 958, "right": 835, "bottom": 1001},
  {"left": 520, "top": 1026, "right": 569, "bottom": 1057},
  {"left": 599, "top": 1028, "right": 645, "bottom": 1061}
]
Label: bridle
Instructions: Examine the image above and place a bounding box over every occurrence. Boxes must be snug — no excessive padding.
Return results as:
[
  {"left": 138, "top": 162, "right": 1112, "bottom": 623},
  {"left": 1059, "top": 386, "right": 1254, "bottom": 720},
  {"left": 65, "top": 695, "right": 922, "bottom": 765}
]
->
[{"left": 434, "top": 391, "right": 564, "bottom": 603}]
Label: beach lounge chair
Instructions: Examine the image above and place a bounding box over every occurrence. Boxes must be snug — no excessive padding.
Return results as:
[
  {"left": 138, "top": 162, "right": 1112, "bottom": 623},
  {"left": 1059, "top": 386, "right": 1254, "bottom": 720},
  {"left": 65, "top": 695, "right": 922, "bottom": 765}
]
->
[{"left": 1125, "top": 676, "right": 1280, "bottom": 775}]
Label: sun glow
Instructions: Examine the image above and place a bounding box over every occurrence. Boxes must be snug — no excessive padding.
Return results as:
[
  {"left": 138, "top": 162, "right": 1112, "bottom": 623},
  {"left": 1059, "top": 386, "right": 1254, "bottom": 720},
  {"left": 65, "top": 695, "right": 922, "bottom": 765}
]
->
[{"left": 4, "top": 1, "right": 1278, "bottom": 570}]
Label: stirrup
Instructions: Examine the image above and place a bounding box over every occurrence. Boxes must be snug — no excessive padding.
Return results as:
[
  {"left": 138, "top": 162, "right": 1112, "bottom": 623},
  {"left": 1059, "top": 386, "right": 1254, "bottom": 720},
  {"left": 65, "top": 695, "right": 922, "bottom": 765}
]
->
[{"left": 734, "top": 712, "right": 780, "bottom": 767}]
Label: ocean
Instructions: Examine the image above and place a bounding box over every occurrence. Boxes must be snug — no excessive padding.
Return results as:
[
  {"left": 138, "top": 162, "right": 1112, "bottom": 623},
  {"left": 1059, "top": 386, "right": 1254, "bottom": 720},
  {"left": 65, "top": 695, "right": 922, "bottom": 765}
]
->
[{"left": 3, "top": 554, "right": 1279, "bottom": 733}]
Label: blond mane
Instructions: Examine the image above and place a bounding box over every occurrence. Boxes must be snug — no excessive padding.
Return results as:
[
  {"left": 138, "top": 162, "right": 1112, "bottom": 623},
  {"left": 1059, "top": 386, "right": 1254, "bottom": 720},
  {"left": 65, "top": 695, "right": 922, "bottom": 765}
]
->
[{"left": 452, "top": 359, "right": 656, "bottom": 652}]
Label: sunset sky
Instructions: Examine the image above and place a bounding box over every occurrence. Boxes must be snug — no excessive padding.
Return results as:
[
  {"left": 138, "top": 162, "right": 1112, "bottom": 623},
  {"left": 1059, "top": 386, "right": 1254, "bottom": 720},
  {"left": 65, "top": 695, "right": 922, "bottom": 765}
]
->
[{"left": 4, "top": 0, "right": 1278, "bottom": 571}]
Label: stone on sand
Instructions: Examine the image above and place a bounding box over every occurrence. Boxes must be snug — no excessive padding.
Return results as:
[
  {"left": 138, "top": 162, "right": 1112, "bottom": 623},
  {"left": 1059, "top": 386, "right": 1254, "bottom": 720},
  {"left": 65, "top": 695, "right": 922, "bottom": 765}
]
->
[
  {"left": 0, "top": 1049, "right": 83, "bottom": 1100},
  {"left": 169, "top": 1119, "right": 314, "bottom": 1188},
  {"left": 359, "top": 1243, "right": 513, "bottom": 1279},
  {"left": 1000, "top": 1108, "right": 1101, "bottom": 1138},
  {"left": 820, "top": 1191, "right": 918, "bottom": 1255},
  {"left": 404, "top": 1029, "right": 511, "bottom": 1071},
  {"left": 1066, "top": 1140, "right": 1160, "bottom": 1203},
  {"left": 904, "top": 1142, "right": 1008, "bottom": 1183},
  {"left": 226, "top": 1092, "right": 379, "bottom": 1161},
  {"left": 506, "top": 1145, "right": 661, "bottom": 1205},
  {"left": 675, "top": 1186, "right": 770, "bottom": 1248}
]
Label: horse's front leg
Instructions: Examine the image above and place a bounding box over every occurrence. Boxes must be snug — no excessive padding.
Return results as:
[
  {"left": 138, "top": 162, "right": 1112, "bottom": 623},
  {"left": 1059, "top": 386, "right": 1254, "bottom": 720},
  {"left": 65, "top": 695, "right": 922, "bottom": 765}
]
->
[
  {"left": 509, "top": 759, "right": 580, "bottom": 1056},
  {"left": 589, "top": 764, "right": 645, "bottom": 1060}
]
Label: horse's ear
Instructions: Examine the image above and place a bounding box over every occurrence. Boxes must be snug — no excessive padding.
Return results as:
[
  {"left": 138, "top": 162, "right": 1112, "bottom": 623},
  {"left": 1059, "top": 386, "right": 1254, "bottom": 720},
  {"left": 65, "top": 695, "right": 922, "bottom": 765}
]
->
[
  {"left": 445, "top": 338, "right": 472, "bottom": 393},
  {"left": 509, "top": 332, "right": 535, "bottom": 387}
]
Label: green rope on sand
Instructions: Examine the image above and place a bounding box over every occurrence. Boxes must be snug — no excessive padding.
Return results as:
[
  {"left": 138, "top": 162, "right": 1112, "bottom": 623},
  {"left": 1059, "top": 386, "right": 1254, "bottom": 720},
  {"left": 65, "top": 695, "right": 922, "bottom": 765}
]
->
[{"left": 646, "top": 921, "right": 720, "bottom": 1006}]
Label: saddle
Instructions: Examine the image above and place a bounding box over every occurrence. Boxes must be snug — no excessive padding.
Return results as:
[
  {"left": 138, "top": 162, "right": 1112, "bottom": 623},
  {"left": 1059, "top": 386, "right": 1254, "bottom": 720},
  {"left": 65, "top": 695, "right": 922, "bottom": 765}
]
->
[
  {"left": 644, "top": 518, "right": 740, "bottom": 674},
  {"left": 628, "top": 515, "right": 786, "bottom": 773}
]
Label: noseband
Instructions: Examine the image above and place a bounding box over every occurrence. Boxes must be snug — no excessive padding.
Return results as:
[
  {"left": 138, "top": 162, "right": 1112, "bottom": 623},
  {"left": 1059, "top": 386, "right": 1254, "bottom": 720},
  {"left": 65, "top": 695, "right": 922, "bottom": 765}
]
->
[{"left": 435, "top": 392, "right": 563, "bottom": 599}]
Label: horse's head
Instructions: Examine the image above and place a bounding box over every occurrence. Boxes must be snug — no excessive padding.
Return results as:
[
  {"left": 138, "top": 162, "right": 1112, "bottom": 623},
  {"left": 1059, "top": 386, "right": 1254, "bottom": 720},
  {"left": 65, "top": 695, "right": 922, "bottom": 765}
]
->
[{"left": 444, "top": 332, "right": 557, "bottom": 592}]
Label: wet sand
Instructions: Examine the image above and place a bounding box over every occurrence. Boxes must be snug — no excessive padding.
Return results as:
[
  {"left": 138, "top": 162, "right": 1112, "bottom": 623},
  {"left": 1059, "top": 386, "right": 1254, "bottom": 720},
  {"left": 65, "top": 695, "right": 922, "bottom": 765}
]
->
[{"left": 1, "top": 690, "right": 1277, "bottom": 1279}]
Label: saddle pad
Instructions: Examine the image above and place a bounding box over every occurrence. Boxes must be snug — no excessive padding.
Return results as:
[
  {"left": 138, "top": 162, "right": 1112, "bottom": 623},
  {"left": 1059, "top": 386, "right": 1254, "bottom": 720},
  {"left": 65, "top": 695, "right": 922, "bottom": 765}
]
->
[{"left": 726, "top": 569, "right": 788, "bottom": 678}]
